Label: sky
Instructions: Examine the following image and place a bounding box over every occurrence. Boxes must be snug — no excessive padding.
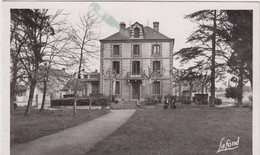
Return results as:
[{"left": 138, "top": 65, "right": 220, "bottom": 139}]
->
[
  {"left": 3, "top": 1, "right": 258, "bottom": 87},
  {"left": 68, "top": 2, "right": 198, "bottom": 51},
  {"left": 64, "top": 2, "right": 200, "bottom": 72}
]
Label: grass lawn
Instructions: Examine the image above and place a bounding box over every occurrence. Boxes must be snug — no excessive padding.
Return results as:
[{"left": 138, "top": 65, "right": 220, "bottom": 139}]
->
[
  {"left": 88, "top": 105, "right": 252, "bottom": 155},
  {"left": 11, "top": 107, "right": 109, "bottom": 147}
]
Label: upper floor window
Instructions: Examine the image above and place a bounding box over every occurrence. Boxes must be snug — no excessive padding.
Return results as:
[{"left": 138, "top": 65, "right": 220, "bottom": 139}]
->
[
  {"left": 134, "top": 28, "right": 140, "bottom": 38},
  {"left": 112, "top": 61, "right": 120, "bottom": 74},
  {"left": 152, "top": 45, "right": 161, "bottom": 55},
  {"left": 153, "top": 61, "right": 161, "bottom": 73},
  {"left": 132, "top": 61, "right": 140, "bottom": 75},
  {"left": 133, "top": 45, "right": 140, "bottom": 56},
  {"left": 113, "top": 45, "right": 120, "bottom": 55}
]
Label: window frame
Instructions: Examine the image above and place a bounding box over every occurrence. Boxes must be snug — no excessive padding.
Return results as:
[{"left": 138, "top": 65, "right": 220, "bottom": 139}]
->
[
  {"left": 152, "top": 44, "right": 161, "bottom": 56},
  {"left": 115, "top": 81, "right": 120, "bottom": 95},
  {"left": 112, "top": 61, "right": 120, "bottom": 74},
  {"left": 153, "top": 61, "right": 161, "bottom": 73},
  {"left": 134, "top": 28, "right": 140, "bottom": 38},
  {"left": 152, "top": 81, "right": 161, "bottom": 95},
  {"left": 113, "top": 45, "right": 120, "bottom": 56},
  {"left": 133, "top": 45, "right": 140, "bottom": 56},
  {"left": 132, "top": 61, "right": 141, "bottom": 75}
]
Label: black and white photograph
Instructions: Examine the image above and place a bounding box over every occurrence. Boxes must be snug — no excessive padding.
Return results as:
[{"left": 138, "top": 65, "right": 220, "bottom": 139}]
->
[{"left": 1, "top": 1, "right": 259, "bottom": 155}]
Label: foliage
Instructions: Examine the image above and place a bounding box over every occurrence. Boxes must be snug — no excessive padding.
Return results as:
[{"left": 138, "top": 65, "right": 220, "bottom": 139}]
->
[
  {"left": 144, "top": 95, "right": 163, "bottom": 105},
  {"left": 11, "top": 9, "right": 58, "bottom": 115},
  {"left": 175, "top": 10, "right": 231, "bottom": 83},
  {"left": 193, "top": 94, "right": 209, "bottom": 104},
  {"left": 225, "top": 10, "right": 252, "bottom": 86},
  {"left": 225, "top": 87, "right": 242, "bottom": 102},
  {"left": 215, "top": 98, "right": 222, "bottom": 105},
  {"left": 178, "top": 96, "right": 192, "bottom": 104}
]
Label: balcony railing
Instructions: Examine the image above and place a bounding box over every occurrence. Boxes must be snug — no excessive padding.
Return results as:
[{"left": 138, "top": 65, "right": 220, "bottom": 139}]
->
[{"left": 127, "top": 71, "right": 145, "bottom": 80}]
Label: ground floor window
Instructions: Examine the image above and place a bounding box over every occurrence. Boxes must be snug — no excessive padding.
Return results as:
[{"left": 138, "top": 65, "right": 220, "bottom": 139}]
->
[
  {"left": 115, "top": 81, "right": 120, "bottom": 95},
  {"left": 152, "top": 81, "right": 160, "bottom": 94}
]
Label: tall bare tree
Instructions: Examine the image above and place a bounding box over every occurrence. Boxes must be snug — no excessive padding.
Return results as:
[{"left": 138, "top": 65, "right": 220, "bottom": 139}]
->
[
  {"left": 38, "top": 11, "right": 75, "bottom": 112},
  {"left": 69, "top": 11, "right": 100, "bottom": 116}
]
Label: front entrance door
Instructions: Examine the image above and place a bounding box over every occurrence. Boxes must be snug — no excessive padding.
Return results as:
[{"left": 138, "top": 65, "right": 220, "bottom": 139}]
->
[{"left": 132, "top": 81, "right": 140, "bottom": 99}]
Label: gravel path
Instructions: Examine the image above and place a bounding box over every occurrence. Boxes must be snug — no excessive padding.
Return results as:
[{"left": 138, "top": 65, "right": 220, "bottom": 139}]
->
[{"left": 11, "top": 109, "right": 136, "bottom": 155}]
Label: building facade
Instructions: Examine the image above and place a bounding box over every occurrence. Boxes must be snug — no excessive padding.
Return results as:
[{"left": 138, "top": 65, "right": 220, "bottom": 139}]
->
[
  {"left": 61, "top": 70, "right": 100, "bottom": 98},
  {"left": 100, "top": 22, "right": 175, "bottom": 101}
]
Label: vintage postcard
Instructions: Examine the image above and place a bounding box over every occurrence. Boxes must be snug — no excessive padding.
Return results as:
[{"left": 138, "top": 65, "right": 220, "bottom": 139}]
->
[{"left": 1, "top": 1, "right": 259, "bottom": 155}]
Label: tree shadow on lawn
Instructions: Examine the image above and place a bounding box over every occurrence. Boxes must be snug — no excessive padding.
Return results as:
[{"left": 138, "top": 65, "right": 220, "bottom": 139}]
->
[{"left": 87, "top": 106, "right": 252, "bottom": 155}]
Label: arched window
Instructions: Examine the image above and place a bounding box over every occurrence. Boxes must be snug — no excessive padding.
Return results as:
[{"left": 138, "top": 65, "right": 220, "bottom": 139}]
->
[{"left": 134, "top": 28, "right": 140, "bottom": 38}]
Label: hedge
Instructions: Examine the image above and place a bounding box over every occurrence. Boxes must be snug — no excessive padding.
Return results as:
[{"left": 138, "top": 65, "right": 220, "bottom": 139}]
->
[{"left": 51, "top": 95, "right": 111, "bottom": 107}]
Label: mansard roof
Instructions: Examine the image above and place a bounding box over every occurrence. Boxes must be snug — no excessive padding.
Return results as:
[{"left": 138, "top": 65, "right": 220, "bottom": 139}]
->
[{"left": 101, "top": 22, "right": 172, "bottom": 41}]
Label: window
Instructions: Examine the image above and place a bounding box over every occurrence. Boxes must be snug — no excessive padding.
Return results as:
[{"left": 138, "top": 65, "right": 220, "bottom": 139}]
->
[
  {"left": 134, "top": 28, "right": 140, "bottom": 38},
  {"left": 112, "top": 61, "right": 120, "bottom": 74},
  {"left": 153, "top": 82, "right": 161, "bottom": 94},
  {"left": 132, "top": 61, "right": 140, "bottom": 75},
  {"left": 153, "top": 61, "right": 161, "bottom": 73},
  {"left": 133, "top": 45, "right": 140, "bottom": 56},
  {"left": 152, "top": 45, "right": 160, "bottom": 55},
  {"left": 113, "top": 45, "right": 120, "bottom": 55},
  {"left": 115, "top": 81, "right": 120, "bottom": 95}
]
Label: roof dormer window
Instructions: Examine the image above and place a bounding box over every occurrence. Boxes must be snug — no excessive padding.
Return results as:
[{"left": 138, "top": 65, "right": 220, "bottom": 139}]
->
[{"left": 134, "top": 28, "right": 140, "bottom": 38}]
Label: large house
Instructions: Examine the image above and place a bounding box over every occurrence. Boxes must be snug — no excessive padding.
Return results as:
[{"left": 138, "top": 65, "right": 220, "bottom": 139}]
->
[{"left": 100, "top": 22, "right": 175, "bottom": 101}]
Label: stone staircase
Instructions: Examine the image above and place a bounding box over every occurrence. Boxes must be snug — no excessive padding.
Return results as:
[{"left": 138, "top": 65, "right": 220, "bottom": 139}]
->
[{"left": 111, "top": 100, "right": 138, "bottom": 109}]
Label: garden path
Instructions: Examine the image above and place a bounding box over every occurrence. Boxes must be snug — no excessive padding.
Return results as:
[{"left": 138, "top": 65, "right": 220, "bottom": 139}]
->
[{"left": 11, "top": 109, "right": 136, "bottom": 155}]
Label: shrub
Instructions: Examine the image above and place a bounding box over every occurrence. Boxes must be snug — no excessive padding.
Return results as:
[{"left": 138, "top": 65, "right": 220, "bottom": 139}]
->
[
  {"left": 178, "top": 96, "right": 191, "bottom": 104},
  {"left": 193, "top": 94, "right": 209, "bottom": 104},
  {"left": 144, "top": 95, "right": 162, "bottom": 105},
  {"left": 144, "top": 96, "right": 156, "bottom": 105},
  {"left": 225, "top": 87, "right": 242, "bottom": 102},
  {"left": 51, "top": 95, "right": 111, "bottom": 107},
  {"left": 215, "top": 98, "right": 222, "bottom": 105},
  {"left": 164, "top": 95, "right": 177, "bottom": 101}
]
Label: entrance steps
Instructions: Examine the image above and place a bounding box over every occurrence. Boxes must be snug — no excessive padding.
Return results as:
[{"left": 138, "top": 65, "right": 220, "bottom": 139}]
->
[{"left": 111, "top": 100, "right": 137, "bottom": 109}]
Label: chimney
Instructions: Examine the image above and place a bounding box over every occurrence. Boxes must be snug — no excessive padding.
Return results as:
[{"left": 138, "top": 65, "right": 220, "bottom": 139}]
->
[
  {"left": 95, "top": 69, "right": 98, "bottom": 73},
  {"left": 120, "top": 22, "right": 126, "bottom": 31},
  {"left": 153, "top": 22, "right": 159, "bottom": 32},
  {"left": 81, "top": 69, "right": 85, "bottom": 72},
  {"left": 62, "top": 68, "right": 65, "bottom": 71}
]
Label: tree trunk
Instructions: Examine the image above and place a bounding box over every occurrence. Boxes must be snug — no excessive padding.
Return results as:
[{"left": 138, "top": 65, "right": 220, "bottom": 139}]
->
[
  {"left": 73, "top": 77, "right": 80, "bottom": 116},
  {"left": 10, "top": 80, "right": 16, "bottom": 113},
  {"left": 201, "top": 83, "right": 204, "bottom": 94},
  {"left": 40, "top": 77, "right": 48, "bottom": 112},
  {"left": 189, "top": 81, "right": 193, "bottom": 101},
  {"left": 178, "top": 81, "right": 182, "bottom": 96},
  {"left": 10, "top": 52, "right": 19, "bottom": 113},
  {"left": 237, "top": 62, "right": 244, "bottom": 106},
  {"left": 24, "top": 79, "right": 36, "bottom": 115},
  {"left": 10, "top": 68, "right": 17, "bottom": 113},
  {"left": 25, "top": 62, "right": 39, "bottom": 115},
  {"left": 210, "top": 10, "right": 217, "bottom": 107},
  {"left": 40, "top": 68, "right": 50, "bottom": 112}
]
